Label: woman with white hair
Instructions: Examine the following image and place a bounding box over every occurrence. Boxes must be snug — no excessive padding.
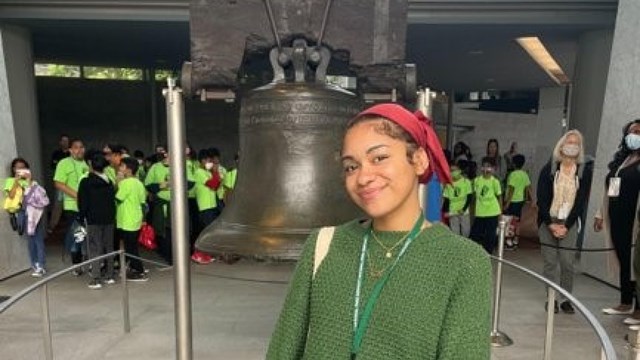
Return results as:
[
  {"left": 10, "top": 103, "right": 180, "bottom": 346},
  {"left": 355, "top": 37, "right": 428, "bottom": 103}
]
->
[{"left": 536, "top": 130, "right": 593, "bottom": 314}]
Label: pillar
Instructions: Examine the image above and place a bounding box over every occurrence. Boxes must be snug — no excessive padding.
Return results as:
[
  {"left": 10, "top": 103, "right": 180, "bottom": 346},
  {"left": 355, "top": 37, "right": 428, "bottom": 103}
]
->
[
  {"left": 0, "top": 26, "right": 42, "bottom": 278},
  {"left": 533, "top": 87, "right": 565, "bottom": 190}
]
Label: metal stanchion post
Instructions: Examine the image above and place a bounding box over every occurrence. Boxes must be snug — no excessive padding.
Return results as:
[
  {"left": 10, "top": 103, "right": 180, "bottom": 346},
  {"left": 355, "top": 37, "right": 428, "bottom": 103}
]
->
[
  {"left": 491, "top": 218, "right": 513, "bottom": 347},
  {"left": 164, "top": 78, "right": 193, "bottom": 360},
  {"left": 627, "top": 325, "right": 640, "bottom": 360},
  {"left": 40, "top": 283, "right": 53, "bottom": 360},
  {"left": 543, "top": 288, "right": 556, "bottom": 360},
  {"left": 120, "top": 245, "right": 130, "bottom": 333}
]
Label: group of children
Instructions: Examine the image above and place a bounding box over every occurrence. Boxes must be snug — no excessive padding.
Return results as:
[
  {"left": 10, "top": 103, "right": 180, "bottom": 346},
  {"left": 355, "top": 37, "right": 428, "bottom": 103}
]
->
[
  {"left": 50, "top": 139, "right": 237, "bottom": 289},
  {"left": 443, "top": 154, "right": 533, "bottom": 253}
]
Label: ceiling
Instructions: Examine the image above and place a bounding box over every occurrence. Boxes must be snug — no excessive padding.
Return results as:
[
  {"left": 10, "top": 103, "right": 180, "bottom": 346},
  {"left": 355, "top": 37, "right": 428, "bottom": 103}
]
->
[{"left": 5, "top": 15, "right": 613, "bottom": 92}]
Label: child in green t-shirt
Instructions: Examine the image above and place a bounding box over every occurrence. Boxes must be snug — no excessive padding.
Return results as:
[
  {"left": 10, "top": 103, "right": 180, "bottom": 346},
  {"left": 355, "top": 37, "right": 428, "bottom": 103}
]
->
[
  {"left": 442, "top": 161, "right": 473, "bottom": 237},
  {"left": 116, "top": 157, "right": 148, "bottom": 282},
  {"left": 190, "top": 149, "right": 218, "bottom": 265},
  {"left": 470, "top": 157, "right": 503, "bottom": 253},
  {"left": 503, "top": 154, "right": 533, "bottom": 249}
]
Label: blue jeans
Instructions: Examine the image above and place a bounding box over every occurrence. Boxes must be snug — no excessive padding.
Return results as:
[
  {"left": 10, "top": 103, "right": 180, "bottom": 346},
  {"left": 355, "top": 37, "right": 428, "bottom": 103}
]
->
[{"left": 28, "top": 220, "right": 46, "bottom": 269}]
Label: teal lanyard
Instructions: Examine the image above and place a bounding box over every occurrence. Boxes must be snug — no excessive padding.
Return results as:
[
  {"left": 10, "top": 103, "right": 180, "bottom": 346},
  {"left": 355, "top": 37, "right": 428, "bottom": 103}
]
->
[{"left": 351, "top": 214, "right": 425, "bottom": 359}]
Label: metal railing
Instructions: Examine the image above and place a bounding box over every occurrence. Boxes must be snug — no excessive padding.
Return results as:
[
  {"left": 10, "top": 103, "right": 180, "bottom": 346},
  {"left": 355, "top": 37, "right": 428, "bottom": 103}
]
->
[
  {"left": 490, "top": 219, "right": 617, "bottom": 360},
  {"left": 0, "top": 222, "right": 620, "bottom": 360},
  {"left": 0, "top": 249, "right": 130, "bottom": 360}
]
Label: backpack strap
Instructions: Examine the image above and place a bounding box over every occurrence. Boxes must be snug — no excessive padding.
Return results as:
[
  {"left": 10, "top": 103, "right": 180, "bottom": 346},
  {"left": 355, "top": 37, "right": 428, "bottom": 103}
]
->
[{"left": 313, "top": 226, "right": 335, "bottom": 278}]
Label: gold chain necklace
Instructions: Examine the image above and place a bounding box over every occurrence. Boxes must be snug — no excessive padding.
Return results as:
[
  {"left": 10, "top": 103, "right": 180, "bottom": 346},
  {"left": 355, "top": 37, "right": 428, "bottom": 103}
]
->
[
  {"left": 367, "top": 250, "right": 394, "bottom": 279},
  {"left": 371, "top": 230, "right": 410, "bottom": 259}
]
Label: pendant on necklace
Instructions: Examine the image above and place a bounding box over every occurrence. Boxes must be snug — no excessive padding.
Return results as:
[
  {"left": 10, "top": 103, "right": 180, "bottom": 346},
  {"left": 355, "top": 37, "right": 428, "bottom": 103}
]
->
[{"left": 385, "top": 252, "right": 392, "bottom": 258}]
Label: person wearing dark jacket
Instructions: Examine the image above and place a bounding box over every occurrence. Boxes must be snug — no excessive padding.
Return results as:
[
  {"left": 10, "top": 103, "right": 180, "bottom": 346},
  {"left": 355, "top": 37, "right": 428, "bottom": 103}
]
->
[
  {"left": 537, "top": 130, "right": 593, "bottom": 314},
  {"left": 78, "top": 152, "right": 116, "bottom": 289}
]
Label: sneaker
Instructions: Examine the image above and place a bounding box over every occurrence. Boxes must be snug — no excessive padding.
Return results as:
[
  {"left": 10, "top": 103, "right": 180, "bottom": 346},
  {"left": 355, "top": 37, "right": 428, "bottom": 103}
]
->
[
  {"left": 624, "top": 317, "right": 640, "bottom": 325},
  {"left": 545, "top": 301, "right": 559, "bottom": 314},
  {"left": 104, "top": 278, "right": 116, "bottom": 285},
  {"left": 602, "top": 304, "right": 634, "bottom": 315},
  {"left": 191, "top": 251, "right": 214, "bottom": 264},
  {"left": 560, "top": 301, "right": 575, "bottom": 314},
  {"left": 72, "top": 269, "right": 84, "bottom": 276},
  {"left": 126, "top": 272, "right": 149, "bottom": 282},
  {"left": 31, "top": 267, "right": 45, "bottom": 278},
  {"left": 88, "top": 280, "right": 102, "bottom": 290}
]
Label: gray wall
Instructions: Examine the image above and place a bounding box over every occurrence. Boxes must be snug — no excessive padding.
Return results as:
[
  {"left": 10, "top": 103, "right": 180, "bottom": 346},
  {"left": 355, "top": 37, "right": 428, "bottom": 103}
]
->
[
  {"left": 0, "top": 26, "right": 40, "bottom": 278},
  {"left": 569, "top": 29, "right": 614, "bottom": 155}
]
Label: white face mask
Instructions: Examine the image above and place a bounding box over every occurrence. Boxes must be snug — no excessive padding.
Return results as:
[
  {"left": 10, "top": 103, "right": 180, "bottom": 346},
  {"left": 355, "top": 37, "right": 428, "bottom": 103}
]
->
[
  {"left": 625, "top": 133, "right": 640, "bottom": 151},
  {"left": 205, "top": 162, "right": 214, "bottom": 170},
  {"left": 562, "top": 144, "right": 580, "bottom": 157}
]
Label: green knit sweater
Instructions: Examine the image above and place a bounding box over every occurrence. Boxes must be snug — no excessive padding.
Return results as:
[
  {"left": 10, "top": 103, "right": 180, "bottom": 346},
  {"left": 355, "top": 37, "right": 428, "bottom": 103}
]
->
[{"left": 266, "top": 220, "right": 492, "bottom": 360}]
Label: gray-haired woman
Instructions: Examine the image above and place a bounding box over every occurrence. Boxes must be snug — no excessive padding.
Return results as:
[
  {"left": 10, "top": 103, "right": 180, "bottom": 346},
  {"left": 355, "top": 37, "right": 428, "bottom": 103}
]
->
[{"left": 536, "top": 130, "right": 593, "bottom": 314}]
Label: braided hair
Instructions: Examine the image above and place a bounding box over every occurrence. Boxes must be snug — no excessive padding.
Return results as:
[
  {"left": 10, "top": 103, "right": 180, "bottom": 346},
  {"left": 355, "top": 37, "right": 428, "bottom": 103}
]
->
[{"left": 608, "top": 119, "right": 640, "bottom": 171}]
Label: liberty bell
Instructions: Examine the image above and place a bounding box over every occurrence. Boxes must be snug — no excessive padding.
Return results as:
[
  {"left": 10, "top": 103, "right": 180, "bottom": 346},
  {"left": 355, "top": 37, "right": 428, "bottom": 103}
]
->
[{"left": 195, "top": 39, "right": 362, "bottom": 260}]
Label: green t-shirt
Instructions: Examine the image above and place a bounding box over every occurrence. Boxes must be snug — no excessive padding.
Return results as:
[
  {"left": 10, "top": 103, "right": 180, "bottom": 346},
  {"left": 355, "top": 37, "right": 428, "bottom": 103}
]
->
[
  {"left": 217, "top": 166, "right": 228, "bottom": 200},
  {"left": 136, "top": 166, "right": 146, "bottom": 182},
  {"left": 116, "top": 177, "right": 147, "bottom": 231},
  {"left": 53, "top": 157, "right": 90, "bottom": 211},
  {"left": 186, "top": 159, "right": 198, "bottom": 199},
  {"left": 507, "top": 169, "right": 531, "bottom": 203},
  {"left": 224, "top": 168, "right": 237, "bottom": 190},
  {"left": 473, "top": 176, "right": 502, "bottom": 217},
  {"left": 194, "top": 168, "right": 217, "bottom": 211},
  {"left": 144, "top": 162, "right": 171, "bottom": 201},
  {"left": 4, "top": 178, "right": 29, "bottom": 193},
  {"left": 443, "top": 177, "right": 472, "bottom": 215},
  {"left": 105, "top": 166, "right": 118, "bottom": 185}
]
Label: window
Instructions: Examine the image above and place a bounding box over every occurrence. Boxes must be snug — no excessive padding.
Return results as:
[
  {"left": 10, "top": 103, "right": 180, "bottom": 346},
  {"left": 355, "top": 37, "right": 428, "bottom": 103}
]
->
[
  {"left": 83, "top": 66, "right": 143, "bottom": 80},
  {"left": 34, "top": 63, "right": 81, "bottom": 78}
]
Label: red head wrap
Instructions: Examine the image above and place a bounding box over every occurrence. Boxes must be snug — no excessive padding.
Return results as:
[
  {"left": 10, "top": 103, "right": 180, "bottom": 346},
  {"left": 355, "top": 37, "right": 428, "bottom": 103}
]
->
[{"left": 354, "top": 103, "right": 452, "bottom": 185}]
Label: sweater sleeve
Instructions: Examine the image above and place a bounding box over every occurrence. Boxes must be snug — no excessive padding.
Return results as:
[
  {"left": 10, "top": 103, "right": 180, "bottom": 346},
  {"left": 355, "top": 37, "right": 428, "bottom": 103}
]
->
[
  {"left": 436, "top": 246, "right": 492, "bottom": 360},
  {"left": 565, "top": 162, "right": 594, "bottom": 229},
  {"left": 266, "top": 231, "right": 317, "bottom": 360},
  {"left": 537, "top": 162, "right": 553, "bottom": 226},
  {"left": 77, "top": 179, "right": 88, "bottom": 221}
]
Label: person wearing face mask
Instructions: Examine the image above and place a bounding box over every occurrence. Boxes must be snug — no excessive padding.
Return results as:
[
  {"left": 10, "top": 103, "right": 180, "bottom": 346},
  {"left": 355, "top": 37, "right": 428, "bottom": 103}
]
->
[
  {"left": 190, "top": 149, "right": 218, "bottom": 264},
  {"left": 469, "top": 157, "right": 502, "bottom": 253},
  {"left": 443, "top": 160, "right": 473, "bottom": 237},
  {"left": 133, "top": 150, "right": 147, "bottom": 180},
  {"left": 537, "top": 130, "right": 593, "bottom": 314},
  {"left": 595, "top": 119, "right": 640, "bottom": 324}
]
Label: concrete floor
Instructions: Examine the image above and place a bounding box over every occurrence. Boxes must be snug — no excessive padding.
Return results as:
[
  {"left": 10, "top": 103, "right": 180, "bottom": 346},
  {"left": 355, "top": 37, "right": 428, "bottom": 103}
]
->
[{"left": 0, "top": 243, "right": 631, "bottom": 360}]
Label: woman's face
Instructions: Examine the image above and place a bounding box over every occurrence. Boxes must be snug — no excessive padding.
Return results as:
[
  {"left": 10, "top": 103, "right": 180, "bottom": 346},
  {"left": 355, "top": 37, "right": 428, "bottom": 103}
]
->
[
  {"left": 488, "top": 142, "right": 498, "bottom": 156},
  {"left": 628, "top": 123, "right": 640, "bottom": 135},
  {"left": 341, "top": 121, "right": 427, "bottom": 219},
  {"left": 564, "top": 133, "right": 581, "bottom": 148},
  {"left": 13, "top": 161, "right": 26, "bottom": 173}
]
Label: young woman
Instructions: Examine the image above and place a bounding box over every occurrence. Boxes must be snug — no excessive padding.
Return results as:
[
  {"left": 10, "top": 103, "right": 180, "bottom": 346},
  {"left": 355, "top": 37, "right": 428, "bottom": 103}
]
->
[
  {"left": 4, "top": 158, "right": 50, "bottom": 277},
  {"left": 595, "top": 119, "right": 640, "bottom": 323},
  {"left": 267, "top": 103, "right": 491, "bottom": 360},
  {"left": 537, "top": 130, "right": 593, "bottom": 314},
  {"left": 486, "top": 139, "right": 506, "bottom": 181}
]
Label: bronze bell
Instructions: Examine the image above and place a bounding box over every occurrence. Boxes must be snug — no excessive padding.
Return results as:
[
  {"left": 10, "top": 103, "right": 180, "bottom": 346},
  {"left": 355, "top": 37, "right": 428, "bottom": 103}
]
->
[{"left": 196, "top": 40, "right": 362, "bottom": 260}]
